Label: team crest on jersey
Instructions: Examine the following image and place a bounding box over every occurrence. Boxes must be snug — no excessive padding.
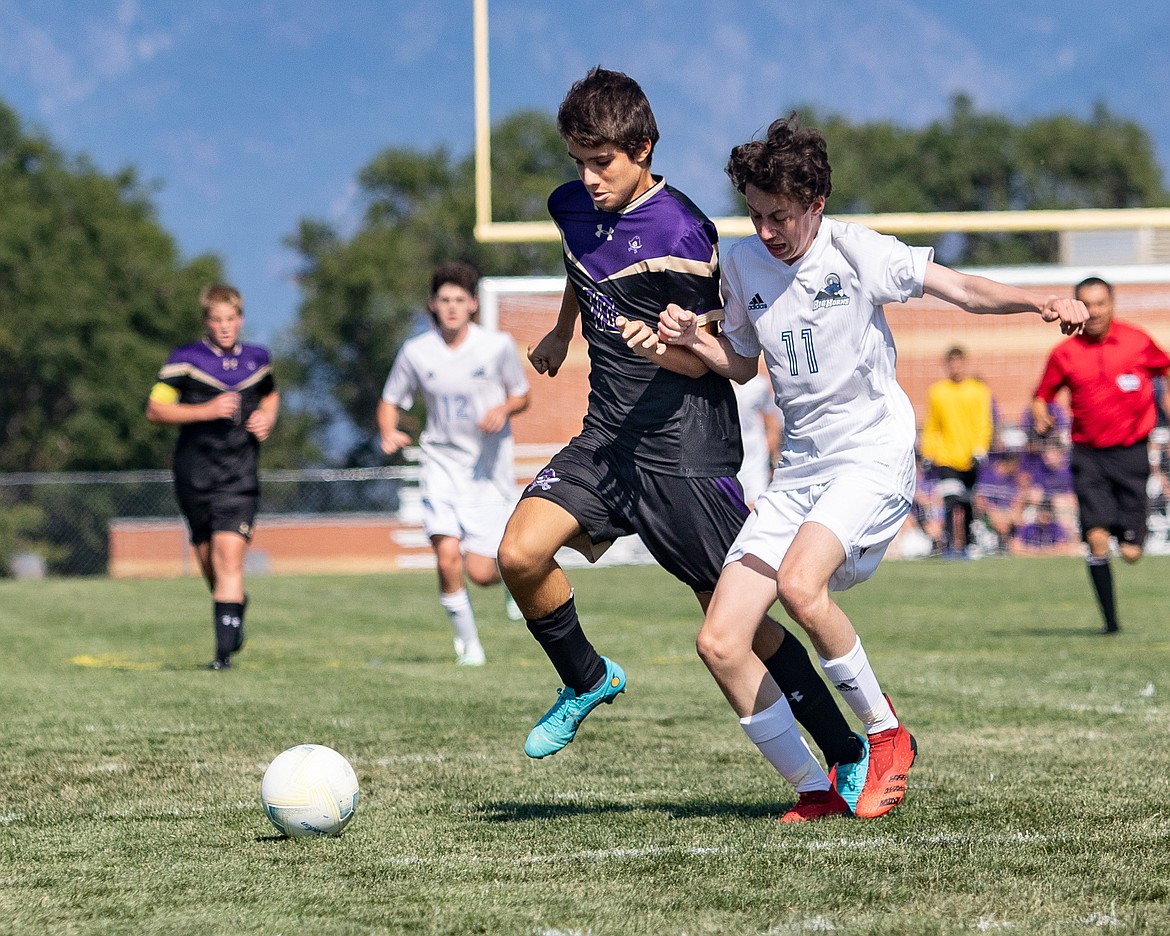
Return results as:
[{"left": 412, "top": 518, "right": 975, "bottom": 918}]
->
[
  {"left": 471, "top": 366, "right": 487, "bottom": 379},
  {"left": 527, "top": 468, "right": 561, "bottom": 492},
  {"left": 747, "top": 292, "right": 769, "bottom": 311},
  {"left": 585, "top": 289, "right": 620, "bottom": 333},
  {"left": 1117, "top": 373, "right": 1141, "bottom": 392},
  {"left": 627, "top": 235, "right": 643, "bottom": 254},
  {"left": 813, "top": 274, "right": 850, "bottom": 310}
]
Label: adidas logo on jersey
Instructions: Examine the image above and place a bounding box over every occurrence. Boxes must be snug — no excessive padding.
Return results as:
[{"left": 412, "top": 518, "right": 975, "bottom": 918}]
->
[{"left": 747, "top": 292, "right": 768, "bottom": 311}]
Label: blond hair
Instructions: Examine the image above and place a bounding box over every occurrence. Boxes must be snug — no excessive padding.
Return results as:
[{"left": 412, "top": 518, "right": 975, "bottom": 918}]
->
[{"left": 199, "top": 284, "right": 243, "bottom": 317}]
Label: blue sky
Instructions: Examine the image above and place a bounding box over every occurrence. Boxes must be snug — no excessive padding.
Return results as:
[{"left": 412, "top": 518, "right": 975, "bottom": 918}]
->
[{"left": 2, "top": 0, "right": 1168, "bottom": 344}]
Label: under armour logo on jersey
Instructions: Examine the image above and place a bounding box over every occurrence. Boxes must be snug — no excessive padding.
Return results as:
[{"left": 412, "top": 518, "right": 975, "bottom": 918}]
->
[
  {"left": 813, "top": 274, "right": 850, "bottom": 309},
  {"left": 527, "top": 468, "right": 561, "bottom": 492},
  {"left": 787, "top": 690, "right": 804, "bottom": 704},
  {"left": 627, "top": 236, "right": 643, "bottom": 254},
  {"left": 747, "top": 292, "right": 768, "bottom": 311},
  {"left": 595, "top": 223, "right": 614, "bottom": 241}
]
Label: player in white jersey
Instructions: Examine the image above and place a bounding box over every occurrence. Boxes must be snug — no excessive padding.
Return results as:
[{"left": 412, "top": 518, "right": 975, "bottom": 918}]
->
[
  {"left": 656, "top": 115, "right": 1087, "bottom": 821},
  {"left": 379, "top": 262, "right": 530, "bottom": 665},
  {"left": 732, "top": 372, "right": 781, "bottom": 506}
]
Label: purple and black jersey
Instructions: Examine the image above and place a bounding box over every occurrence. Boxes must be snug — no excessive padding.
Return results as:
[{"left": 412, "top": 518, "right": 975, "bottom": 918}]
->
[
  {"left": 157, "top": 339, "right": 275, "bottom": 494},
  {"left": 549, "top": 177, "right": 741, "bottom": 476}
]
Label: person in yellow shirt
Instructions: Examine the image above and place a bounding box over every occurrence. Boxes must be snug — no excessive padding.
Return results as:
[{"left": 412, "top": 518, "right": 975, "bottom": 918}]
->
[{"left": 920, "top": 346, "right": 993, "bottom": 558}]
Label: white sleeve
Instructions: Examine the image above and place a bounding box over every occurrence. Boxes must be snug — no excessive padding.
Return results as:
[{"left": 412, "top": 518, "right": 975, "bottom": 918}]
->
[
  {"left": 720, "top": 249, "right": 762, "bottom": 359},
  {"left": 840, "top": 223, "right": 933, "bottom": 306},
  {"left": 381, "top": 348, "right": 417, "bottom": 409},
  {"left": 497, "top": 335, "right": 530, "bottom": 398}
]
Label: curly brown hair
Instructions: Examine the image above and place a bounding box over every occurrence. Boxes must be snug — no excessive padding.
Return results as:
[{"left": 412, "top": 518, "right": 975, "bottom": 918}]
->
[{"left": 725, "top": 114, "right": 832, "bottom": 209}]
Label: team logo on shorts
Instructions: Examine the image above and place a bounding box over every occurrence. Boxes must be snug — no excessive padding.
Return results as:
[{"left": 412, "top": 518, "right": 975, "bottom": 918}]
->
[
  {"left": 527, "top": 468, "right": 561, "bottom": 492},
  {"left": 813, "top": 274, "right": 850, "bottom": 310}
]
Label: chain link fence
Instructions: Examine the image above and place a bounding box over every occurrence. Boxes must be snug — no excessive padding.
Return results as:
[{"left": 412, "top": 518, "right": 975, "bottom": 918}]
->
[{"left": 0, "top": 465, "right": 417, "bottom": 577}]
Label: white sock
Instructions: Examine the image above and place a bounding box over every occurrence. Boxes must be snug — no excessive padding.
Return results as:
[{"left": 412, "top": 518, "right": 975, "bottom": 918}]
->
[
  {"left": 740, "top": 696, "right": 830, "bottom": 793},
  {"left": 439, "top": 589, "right": 479, "bottom": 646},
  {"left": 819, "top": 636, "right": 897, "bottom": 733}
]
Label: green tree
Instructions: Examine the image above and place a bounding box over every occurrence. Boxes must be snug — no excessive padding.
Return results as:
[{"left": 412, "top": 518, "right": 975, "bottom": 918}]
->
[
  {"left": 800, "top": 96, "right": 1168, "bottom": 264},
  {"left": 287, "top": 111, "right": 571, "bottom": 460},
  {"left": 0, "top": 99, "right": 223, "bottom": 472}
]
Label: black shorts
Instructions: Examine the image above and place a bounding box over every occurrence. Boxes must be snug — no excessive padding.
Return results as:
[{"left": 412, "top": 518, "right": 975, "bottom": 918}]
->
[
  {"left": 520, "top": 437, "right": 749, "bottom": 593},
  {"left": 175, "top": 481, "right": 258, "bottom": 545},
  {"left": 936, "top": 465, "right": 977, "bottom": 503},
  {"left": 1070, "top": 440, "right": 1149, "bottom": 545}
]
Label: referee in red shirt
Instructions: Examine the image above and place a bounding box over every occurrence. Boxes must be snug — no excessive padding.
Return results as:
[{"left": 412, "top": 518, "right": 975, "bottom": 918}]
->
[{"left": 1031, "top": 276, "right": 1170, "bottom": 634}]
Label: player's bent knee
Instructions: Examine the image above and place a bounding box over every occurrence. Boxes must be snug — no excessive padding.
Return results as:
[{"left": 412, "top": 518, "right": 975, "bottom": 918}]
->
[
  {"left": 496, "top": 532, "right": 551, "bottom": 584},
  {"left": 775, "top": 573, "right": 824, "bottom": 623},
  {"left": 695, "top": 624, "right": 746, "bottom": 671}
]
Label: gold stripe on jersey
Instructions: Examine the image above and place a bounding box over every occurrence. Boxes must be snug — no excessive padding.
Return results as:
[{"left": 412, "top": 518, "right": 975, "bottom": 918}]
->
[
  {"left": 561, "top": 244, "right": 719, "bottom": 286},
  {"left": 157, "top": 361, "right": 274, "bottom": 393}
]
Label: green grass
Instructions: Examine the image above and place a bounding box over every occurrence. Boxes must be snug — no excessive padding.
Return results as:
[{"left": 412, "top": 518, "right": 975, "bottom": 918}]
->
[{"left": 2, "top": 557, "right": 1169, "bottom": 934}]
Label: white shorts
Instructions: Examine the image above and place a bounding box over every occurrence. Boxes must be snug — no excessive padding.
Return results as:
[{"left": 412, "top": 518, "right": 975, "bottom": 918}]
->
[
  {"left": 725, "top": 474, "right": 910, "bottom": 592},
  {"left": 421, "top": 496, "right": 512, "bottom": 559}
]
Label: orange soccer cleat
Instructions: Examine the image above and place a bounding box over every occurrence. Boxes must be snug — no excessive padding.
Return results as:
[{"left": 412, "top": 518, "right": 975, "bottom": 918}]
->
[
  {"left": 853, "top": 697, "right": 917, "bottom": 819},
  {"left": 780, "top": 787, "right": 852, "bottom": 823}
]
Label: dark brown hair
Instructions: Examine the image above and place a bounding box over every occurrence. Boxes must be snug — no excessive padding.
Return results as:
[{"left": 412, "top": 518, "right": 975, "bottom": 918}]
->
[
  {"left": 1074, "top": 275, "right": 1113, "bottom": 299},
  {"left": 431, "top": 261, "right": 479, "bottom": 297},
  {"left": 726, "top": 114, "right": 832, "bottom": 209},
  {"left": 557, "top": 67, "right": 659, "bottom": 166}
]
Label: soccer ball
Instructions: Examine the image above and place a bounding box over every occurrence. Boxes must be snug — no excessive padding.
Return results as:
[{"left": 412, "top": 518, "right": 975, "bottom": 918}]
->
[{"left": 261, "top": 744, "right": 360, "bottom": 838}]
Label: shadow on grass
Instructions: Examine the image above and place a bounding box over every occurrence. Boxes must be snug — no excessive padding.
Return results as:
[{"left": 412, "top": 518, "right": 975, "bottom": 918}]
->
[
  {"left": 478, "top": 799, "right": 785, "bottom": 822},
  {"left": 985, "top": 625, "right": 1116, "bottom": 638}
]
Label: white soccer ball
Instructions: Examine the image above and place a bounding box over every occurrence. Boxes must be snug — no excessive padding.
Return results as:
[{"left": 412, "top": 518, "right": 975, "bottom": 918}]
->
[{"left": 261, "top": 744, "right": 360, "bottom": 838}]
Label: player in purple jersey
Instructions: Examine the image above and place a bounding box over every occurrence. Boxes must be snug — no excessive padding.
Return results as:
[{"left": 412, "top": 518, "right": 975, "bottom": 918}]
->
[
  {"left": 496, "top": 69, "right": 869, "bottom": 807},
  {"left": 147, "top": 284, "right": 278, "bottom": 669}
]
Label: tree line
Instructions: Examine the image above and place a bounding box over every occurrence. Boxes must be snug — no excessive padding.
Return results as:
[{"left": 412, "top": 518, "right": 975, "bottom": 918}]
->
[{"left": 2, "top": 94, "right": 1167, "bottom": 480}]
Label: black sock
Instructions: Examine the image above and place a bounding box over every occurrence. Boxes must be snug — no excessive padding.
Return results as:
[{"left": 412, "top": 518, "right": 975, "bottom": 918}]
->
[
  {"left": 234, "top": 594, "right": 248, "bottom": 652},
  {"left": 1087, "top": 556, "right": 1118, "bottom": 631},
  {"left": 762, "top": 629, "right": 861, "bottom": 766},
  {"left": 942, "top": 499, "right": 958, "bottom": 551},
  {"left": 526, "top": 593, "right": 606, "bottom": 692},
  {"left": 214, "top": 601, "right": 244, "bottom": 659}
]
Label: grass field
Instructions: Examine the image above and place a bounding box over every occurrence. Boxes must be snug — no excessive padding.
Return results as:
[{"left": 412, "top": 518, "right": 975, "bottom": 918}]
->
[{"left": 2, "top": 557, "right": 1169, "bottom": 935}]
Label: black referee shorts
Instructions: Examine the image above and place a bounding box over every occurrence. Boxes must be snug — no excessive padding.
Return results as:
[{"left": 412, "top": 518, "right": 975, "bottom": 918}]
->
[
  {"left": 1070, "top": 440, "right": 1149, "bottom": 545},
  {"left": 520, "top": 437, "right": 750, "bottom": 593}
]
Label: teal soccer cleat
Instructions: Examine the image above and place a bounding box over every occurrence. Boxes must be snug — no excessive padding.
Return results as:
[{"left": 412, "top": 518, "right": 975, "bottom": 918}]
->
[
  {"left": 525, "top": 657, "right": 626, "bottom": 758},
  {"left": 828, "top": 732, "right": 870, "bottom": 813}
]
